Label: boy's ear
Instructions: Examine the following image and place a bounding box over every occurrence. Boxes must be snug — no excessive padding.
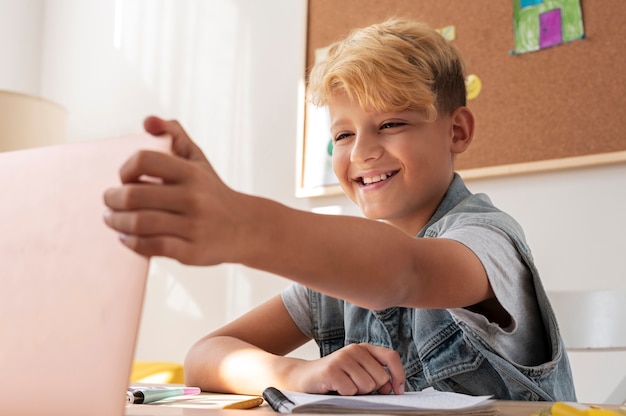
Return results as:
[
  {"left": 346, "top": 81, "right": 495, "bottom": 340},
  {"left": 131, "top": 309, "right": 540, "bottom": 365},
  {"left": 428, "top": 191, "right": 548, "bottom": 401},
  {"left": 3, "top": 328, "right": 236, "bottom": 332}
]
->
[{"left": 449, "top": 106, "right": 474, "bottom": 154}]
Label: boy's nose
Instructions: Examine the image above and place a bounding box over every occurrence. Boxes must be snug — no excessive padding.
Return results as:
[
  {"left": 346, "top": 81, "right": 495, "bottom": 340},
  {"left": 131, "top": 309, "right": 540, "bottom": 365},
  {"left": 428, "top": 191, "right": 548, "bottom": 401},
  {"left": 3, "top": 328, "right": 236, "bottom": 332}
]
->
[{"left": 350, "top": 133, "right": 383, "bottom": 163}]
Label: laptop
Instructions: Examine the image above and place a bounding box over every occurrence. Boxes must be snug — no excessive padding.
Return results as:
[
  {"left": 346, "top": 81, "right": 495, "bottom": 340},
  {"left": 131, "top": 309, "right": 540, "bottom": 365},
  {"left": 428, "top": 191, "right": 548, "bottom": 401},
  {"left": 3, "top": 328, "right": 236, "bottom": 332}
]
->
[{"left": 0, "top": 134, "right": 171, "bottom": 416}]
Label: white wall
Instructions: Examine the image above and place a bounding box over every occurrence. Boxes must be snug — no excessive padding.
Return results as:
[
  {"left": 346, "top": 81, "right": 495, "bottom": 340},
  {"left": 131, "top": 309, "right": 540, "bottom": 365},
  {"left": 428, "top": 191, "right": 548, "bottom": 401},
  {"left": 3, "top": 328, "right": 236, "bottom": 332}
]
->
[
  {"left": 0, "top": 0, "right": 44, "bottom": 94},
  {"left": 1, "top": 0, "right": 624, "bottom": 404}
]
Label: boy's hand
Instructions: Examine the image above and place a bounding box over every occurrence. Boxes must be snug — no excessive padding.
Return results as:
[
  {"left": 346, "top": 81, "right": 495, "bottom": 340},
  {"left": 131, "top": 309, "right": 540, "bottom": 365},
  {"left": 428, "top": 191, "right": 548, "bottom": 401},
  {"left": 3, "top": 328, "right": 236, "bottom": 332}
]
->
[
  {"left": 293, "top": 343, "right": 405, "bottom": 396},
  {"left": 103, "top": 116, "right": 243, "bottom": 265}
]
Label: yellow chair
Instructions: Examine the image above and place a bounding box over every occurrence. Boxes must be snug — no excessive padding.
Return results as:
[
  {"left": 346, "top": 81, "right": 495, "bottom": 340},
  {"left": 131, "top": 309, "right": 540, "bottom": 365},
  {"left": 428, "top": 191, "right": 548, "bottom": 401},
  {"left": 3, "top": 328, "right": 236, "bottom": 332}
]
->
[{"left": 130, "top": 361, "right": 185, "bottom": 384}]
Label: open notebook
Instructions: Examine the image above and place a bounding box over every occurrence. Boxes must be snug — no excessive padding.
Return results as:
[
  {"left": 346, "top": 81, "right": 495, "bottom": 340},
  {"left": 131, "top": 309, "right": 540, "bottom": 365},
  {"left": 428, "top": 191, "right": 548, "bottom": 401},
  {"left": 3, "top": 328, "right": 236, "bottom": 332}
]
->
[
  {"left": 0, "top": 134, "right": 170, "bottom": 416},
  {"left": 262, "top": 387, "right": 494, "bottom": 415}
]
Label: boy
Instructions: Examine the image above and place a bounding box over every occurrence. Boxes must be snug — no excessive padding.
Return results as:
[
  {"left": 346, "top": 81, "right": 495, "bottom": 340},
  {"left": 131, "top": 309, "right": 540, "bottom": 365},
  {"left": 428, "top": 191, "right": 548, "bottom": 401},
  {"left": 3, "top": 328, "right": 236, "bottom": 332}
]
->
[{"left": 103, "top": 18, "right": 576, "bottom": 400}]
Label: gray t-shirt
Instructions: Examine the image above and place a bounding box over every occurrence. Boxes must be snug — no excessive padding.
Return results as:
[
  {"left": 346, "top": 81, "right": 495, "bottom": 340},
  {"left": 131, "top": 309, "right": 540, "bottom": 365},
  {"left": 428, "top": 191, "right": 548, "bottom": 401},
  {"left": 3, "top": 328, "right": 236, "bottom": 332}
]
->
[{"left": 282, "top": 198, "right": 548, "bottom": 367}]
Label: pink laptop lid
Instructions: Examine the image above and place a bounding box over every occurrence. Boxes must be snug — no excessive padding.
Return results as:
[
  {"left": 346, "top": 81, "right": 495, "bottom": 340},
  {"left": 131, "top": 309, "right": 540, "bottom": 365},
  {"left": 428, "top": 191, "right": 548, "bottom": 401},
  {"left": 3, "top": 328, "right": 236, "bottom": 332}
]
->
[{"left": 0, "top": 134, "right": 170, "bottom": 416}]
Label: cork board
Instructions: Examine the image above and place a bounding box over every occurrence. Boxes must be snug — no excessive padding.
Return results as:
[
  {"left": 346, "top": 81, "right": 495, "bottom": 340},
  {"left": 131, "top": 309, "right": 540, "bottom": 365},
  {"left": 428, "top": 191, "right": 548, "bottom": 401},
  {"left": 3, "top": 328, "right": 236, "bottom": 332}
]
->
[{"left": 297, "top": 0, "right": 626, "bottom": 197}]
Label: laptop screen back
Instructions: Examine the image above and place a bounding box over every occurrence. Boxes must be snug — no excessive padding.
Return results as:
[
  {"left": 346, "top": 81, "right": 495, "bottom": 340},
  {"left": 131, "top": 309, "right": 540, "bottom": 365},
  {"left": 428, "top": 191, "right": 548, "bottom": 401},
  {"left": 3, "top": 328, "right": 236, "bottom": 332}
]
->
[{"left": 0, "top": 134, "right": 170, "bottom": 416}]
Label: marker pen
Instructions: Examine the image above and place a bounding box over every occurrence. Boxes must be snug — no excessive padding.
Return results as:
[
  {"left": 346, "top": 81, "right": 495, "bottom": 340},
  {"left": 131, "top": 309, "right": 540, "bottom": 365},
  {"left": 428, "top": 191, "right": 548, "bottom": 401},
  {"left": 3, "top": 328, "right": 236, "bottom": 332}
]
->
[
  {"left": 127, "top": 386, "right": 201, "bottom": 405},
  {"left": 262, "top": 387, "right": 296, "bottom": 413}
]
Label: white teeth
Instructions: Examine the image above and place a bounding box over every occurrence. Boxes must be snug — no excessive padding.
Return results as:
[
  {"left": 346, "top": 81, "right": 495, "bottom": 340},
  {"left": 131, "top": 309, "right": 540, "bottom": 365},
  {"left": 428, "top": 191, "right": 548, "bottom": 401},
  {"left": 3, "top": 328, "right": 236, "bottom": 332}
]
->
[{"left": 362, "top": 172, "right": 390, "bottom": 185}]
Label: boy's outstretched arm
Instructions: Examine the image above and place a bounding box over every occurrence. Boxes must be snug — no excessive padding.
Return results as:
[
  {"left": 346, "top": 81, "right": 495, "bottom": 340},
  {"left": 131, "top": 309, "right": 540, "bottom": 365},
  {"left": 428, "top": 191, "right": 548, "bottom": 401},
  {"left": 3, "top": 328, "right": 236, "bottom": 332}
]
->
[
  {"left": 103, "top": 117, "right": 491, "bottom": 311},
  {"left": 184, "top": 294, "right": 405, "bottom": 396}
]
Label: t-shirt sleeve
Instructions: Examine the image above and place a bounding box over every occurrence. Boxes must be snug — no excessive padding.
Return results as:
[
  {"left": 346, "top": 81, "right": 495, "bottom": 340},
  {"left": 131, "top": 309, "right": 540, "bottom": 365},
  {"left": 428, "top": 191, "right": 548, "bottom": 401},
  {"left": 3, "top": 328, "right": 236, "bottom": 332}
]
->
[
  {"left": 281, "top": 282, "right": 314, "bottom": 338},
  {"left": 440, "top": 219, "right": 531, "bottom": 333},
  {"left": 439, "top": 217, "right": 548, "bottom": 365}
]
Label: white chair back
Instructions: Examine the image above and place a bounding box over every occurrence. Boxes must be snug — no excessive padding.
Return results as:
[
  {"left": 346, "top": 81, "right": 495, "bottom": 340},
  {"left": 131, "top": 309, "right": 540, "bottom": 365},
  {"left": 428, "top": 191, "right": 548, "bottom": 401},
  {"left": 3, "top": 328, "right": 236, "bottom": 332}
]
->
[{"left": 549, "top": 289, "right": 626, "bottom": 405}]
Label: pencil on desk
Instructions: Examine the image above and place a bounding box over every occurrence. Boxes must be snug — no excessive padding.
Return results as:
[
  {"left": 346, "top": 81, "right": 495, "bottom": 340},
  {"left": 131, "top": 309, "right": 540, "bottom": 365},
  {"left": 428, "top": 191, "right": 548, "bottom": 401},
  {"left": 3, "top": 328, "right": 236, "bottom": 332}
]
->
[{"left": 223, "top": 397, "right": 264, "bottom": 410}]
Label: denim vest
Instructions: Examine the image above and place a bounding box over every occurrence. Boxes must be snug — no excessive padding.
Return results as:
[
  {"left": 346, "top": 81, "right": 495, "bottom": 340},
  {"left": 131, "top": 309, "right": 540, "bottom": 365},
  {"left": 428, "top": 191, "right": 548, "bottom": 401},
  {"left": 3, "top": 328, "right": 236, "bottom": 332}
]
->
[{"left": 308, "top": 174, "right": 576, "bottom": 401}]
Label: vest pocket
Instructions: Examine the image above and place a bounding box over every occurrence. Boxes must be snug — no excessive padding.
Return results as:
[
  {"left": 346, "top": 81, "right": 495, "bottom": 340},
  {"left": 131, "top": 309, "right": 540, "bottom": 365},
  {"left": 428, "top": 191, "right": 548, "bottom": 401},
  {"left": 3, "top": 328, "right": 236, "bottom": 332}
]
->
[{"left": 418, "top": 323, "right": 485, "bottom": 382}]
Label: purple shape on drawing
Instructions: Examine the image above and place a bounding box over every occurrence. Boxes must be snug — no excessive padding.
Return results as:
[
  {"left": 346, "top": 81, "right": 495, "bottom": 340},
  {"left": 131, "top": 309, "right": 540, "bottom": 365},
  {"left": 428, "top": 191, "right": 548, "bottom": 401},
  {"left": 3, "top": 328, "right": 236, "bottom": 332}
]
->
[{"left": 540, "top": 9, "right": 563, "bottom": 49}]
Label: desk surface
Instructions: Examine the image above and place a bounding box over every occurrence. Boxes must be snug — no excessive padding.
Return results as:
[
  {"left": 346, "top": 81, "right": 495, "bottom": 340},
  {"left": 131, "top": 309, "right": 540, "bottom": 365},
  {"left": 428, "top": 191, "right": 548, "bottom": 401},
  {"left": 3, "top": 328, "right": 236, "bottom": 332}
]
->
[{"left": 124, "top": 395, "right": 597, "bottom": 416}]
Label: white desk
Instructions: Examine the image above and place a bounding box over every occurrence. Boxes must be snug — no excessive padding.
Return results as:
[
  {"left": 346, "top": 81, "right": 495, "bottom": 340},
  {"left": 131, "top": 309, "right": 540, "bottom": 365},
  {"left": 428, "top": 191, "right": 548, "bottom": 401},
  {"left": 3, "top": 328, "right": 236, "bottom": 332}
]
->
[{"left": 125, "top": 393, "right": 623, "bottom": 416}]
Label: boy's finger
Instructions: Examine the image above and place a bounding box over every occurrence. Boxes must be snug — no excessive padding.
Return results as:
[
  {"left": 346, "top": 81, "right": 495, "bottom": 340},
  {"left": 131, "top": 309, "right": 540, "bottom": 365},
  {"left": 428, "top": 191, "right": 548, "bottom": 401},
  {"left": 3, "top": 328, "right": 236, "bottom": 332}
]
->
[
  {"left": 143, "top": 116, "right": 207, "bottom": 162},
  {"left": 365, "top": 344, "right": 405, "bottom": 395}
]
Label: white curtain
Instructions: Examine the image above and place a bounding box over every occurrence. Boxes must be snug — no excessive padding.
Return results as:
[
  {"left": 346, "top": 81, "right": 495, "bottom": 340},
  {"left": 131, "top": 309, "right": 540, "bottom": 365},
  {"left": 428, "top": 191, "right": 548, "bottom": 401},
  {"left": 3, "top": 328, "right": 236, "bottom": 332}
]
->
[
  {"left": 37, "top": 0, "right": 314, "bottom": 363},
  {"left": 40, "top": 0, "right": 259, "bottom": 187}
]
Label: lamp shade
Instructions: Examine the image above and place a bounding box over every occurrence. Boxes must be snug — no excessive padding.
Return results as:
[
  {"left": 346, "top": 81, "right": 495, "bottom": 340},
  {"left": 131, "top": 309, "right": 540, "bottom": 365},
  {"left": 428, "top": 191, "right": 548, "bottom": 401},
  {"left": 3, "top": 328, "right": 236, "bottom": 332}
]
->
[{"left": 0, "top": 90, "right": 67, "bottom": 152}]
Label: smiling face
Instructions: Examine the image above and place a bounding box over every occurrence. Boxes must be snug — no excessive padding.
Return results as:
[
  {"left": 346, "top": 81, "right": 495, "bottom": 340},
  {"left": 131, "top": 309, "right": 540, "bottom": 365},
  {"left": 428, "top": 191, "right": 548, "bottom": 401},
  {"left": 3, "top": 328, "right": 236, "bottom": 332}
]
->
[
  {"left": 307, "top": 18, "right": 474, "bottom": 233},
  {"left": 330, "top": 93, "right": 473, "bottom": 235}
]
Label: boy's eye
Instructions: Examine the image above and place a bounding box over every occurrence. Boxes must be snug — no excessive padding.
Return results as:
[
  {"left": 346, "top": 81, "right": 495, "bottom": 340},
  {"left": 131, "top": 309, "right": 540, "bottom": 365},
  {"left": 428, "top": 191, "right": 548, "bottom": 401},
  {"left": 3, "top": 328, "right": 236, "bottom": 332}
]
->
[
  {"left": 334, "top": 132, "right": 352, "bottom": 142},
  {"left": 380, "top": 122, "right": 405, "bottom": 130}
]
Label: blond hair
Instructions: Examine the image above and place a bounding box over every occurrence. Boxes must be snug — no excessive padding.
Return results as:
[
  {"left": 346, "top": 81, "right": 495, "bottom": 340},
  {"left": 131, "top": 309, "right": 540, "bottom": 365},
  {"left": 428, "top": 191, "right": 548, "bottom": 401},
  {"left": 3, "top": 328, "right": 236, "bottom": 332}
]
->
[{"left": 307, "top": 18, "right": 467, "bottom": 120}]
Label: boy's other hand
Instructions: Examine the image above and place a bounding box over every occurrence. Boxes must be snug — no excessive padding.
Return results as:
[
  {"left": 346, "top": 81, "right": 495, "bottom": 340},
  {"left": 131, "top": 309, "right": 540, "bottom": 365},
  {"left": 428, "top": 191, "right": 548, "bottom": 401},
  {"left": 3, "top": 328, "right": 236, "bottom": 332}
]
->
[{"left": 293, "top": 343, "right": 405, "bottom": 396}]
